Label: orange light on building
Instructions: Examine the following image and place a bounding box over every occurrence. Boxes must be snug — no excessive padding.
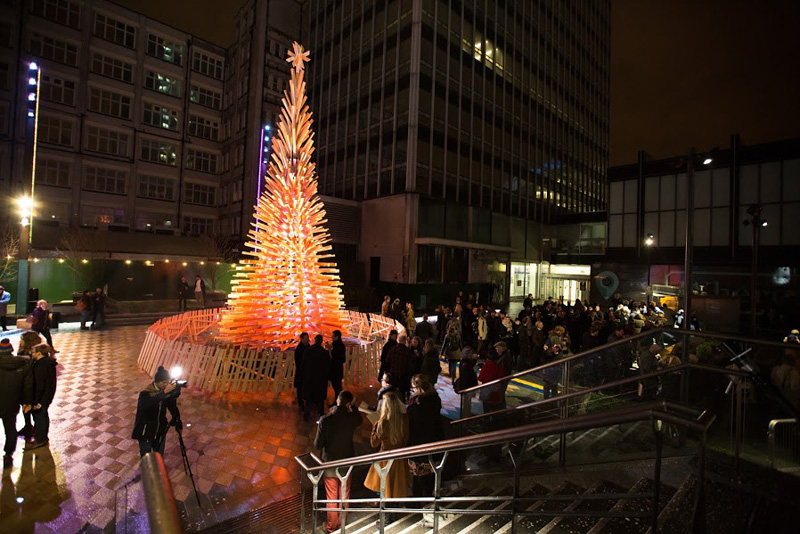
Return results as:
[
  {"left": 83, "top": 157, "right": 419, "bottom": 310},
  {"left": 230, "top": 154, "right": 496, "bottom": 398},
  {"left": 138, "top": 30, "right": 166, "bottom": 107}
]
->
[{"left": 219, "top": 43, "right": 346, "bottom": 350}]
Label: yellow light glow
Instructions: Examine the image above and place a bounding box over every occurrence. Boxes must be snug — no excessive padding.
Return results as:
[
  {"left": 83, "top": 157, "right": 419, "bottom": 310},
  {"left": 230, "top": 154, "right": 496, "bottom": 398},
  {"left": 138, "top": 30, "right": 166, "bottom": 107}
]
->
[
  {"left": 182, "top": 261, "right": 188, "bottom": 266},
  {"left": 125, "top": 260, "right": 132, "bottom": 265},
  {"left": 33, "top": 258, "right": 39, "bottom": 263},
  {"left": 58, "top": 258, "right": 64, "bottom": 264},
  {"left": 164, "top": 259, "right": 170, "bottom": 263},
  {"left": 81, "top": 259, "right": 88, "bottom": 264},
  {"left": 200, "top": 261, "right": 205, "bottom": 265}
]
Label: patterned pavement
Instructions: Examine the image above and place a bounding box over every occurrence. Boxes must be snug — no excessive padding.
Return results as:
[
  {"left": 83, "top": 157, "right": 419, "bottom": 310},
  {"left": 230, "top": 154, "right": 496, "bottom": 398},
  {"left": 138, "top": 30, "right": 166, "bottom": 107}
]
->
[{"left": 0, "top": 323, "right": 384, "bottom": 533}]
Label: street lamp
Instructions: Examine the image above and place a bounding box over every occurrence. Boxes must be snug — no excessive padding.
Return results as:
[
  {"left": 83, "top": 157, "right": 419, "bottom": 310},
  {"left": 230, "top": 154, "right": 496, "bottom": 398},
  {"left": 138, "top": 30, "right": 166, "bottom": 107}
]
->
[
  {"left": 644, "top": 233, "right": 655, "bottom": 301},
  {"left": 743, "top": 204, "right": 767, "bottom": 335}
]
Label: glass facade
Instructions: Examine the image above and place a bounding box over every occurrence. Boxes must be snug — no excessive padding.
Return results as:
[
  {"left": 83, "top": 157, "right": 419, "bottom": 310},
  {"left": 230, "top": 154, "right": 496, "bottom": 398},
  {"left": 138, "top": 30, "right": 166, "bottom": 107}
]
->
[{"left": 308, "top": 0, "right": 610, "bottom": 222}]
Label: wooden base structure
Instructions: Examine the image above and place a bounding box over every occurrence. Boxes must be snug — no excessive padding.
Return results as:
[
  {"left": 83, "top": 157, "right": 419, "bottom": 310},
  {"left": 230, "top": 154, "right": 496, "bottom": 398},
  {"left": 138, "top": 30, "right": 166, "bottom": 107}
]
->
[{"left": 137, "top": 309, "right": 406, "bottom": 394}]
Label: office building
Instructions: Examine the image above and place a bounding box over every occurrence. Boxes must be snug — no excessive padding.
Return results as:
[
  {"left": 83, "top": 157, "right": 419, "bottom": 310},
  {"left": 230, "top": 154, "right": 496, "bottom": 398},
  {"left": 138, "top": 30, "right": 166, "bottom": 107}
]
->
[{"left": 307, "top": 0, "right": 611, "bottom": 304}]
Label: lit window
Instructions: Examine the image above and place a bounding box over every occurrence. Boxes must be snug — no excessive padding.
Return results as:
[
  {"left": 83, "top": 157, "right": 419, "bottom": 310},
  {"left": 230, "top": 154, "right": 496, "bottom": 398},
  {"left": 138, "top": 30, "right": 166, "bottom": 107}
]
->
[
  {"left": 189, "top": 85, "right": 221, "bottom": 109},
  {"left": 147, "top": 34, "right": 184, "bottom": 65},
  {"left": 144, "top": 70, "right": 181, "bottom": 97},
  {"left": 140, "top": 139, "right": 177, "bottom": 166},
  {"left": 142, "top": 102, "right": 179, "bottom": 131}
]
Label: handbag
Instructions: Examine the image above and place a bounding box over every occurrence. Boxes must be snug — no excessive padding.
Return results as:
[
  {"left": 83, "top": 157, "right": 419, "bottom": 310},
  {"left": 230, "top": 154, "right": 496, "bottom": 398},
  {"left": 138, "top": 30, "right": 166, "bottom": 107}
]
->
[
  {"left": 408, "top": 458, "right": 434, "bottom": 476},
  {"left": 75, "top": 301, "right": 86, "bottom": 312}
]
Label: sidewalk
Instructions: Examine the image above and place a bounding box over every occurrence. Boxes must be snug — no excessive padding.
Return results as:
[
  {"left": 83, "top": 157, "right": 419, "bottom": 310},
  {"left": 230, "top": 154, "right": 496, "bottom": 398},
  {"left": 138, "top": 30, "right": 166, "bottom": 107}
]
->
[{"left": 0, "top": 323, "right": 375, "bottom": 533}]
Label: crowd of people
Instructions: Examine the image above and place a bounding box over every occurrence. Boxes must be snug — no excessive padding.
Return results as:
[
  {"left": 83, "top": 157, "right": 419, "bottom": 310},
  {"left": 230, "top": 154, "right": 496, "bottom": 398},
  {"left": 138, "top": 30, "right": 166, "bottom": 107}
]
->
[{"left": 0, "top": 331, "right": 58, "bottom": 469}]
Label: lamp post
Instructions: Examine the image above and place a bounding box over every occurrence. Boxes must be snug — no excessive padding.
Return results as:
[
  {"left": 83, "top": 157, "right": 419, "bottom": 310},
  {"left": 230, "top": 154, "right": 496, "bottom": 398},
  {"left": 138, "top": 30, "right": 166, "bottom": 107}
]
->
[
  {"left": 743, "top": 204, "right": 767, "bottom": 335},
  {"left": 644, "top": 233, "right": 655, "bottom": 301}
]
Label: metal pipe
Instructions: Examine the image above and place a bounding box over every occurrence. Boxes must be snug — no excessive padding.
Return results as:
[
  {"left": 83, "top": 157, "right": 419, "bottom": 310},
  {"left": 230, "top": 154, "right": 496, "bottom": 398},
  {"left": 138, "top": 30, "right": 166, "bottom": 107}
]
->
[{"left": 140, "top": 453, "right": 182, "bottom": 534}]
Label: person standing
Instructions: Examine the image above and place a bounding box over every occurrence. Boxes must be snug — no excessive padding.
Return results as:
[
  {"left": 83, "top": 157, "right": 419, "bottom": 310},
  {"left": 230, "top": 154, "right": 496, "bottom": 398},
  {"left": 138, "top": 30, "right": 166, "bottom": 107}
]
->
[
  {"left": 177, "top": 276, "right": 191, "bottom": 312},
  {"left": 92, "top": 287, "right": 107, "bottom": 330},
  {"left": 314, "top": 390, "right": 363, "bottom": 533},
  {"left": 29, "top": 300, "right": 56, "bottom": 352},
  {"left": 420, "top": 338, "right": 441, "bottom": 386},
  {"left": 302, "top": 335, "right": 331, "bottom": 421},
  {"left": 378, "top": 330, "right": 398, "bottom": 382},
  {"left": 363, "top": 392, "right": 409, "bottom": 509},
  {"left": 413, "top": 314, "right": 434, "bottom": 343},
  {"left": 406, "top": 375, "right": 444, "bottom": 507},
  {"left": 329, "top": 330, "right": 346, "bottom": 404},
  {"left": 386, "top": 334, "right": 414, "bottom": 400},
  {"left": 78, "top": 290, "right": 93, "bottom": 330},
  {"left": 15, "top": 331, "right": 41, "bottom": 440},
  {"left": 294, "top": 333, "right": 310, "bottom": 412},
  {"left": 0, "top": 339, "right": 32, "bottom": 468},
  {"left": 479, "top": 343, "right": 511, "bottom": 412},
  {"left": 0, "top": 286, "right": 10, "bottom": 332},
  {"left": 26, "top": 344, "right": 57, "bottom": 450},
  {"left": 132, "top": 366, "right": 181, "bottom": 457},
  {"left": 193, "top": 275, "right": 206, "bottom": 309},
  {"left": 381, "top": 296, "right": 391, "bottom": 317},
  {"left": 477, "top": 312, "right": 488, "bottom": 358}
]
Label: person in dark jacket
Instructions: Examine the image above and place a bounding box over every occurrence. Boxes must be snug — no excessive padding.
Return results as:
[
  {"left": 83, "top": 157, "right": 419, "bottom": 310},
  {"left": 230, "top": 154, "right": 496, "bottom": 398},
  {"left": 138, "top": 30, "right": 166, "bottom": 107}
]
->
[
  {"left": 413, "top": 314, "right": 434, "bottom": 343},
  {"left": 16, "top": 331, "right": 41, "bottom": 440},
  {"left": 386, "top": 335, "right": 414, "bottom": 400},
  {"left": 454, "top": 357, "right": 478, "bottom": 394},
  {"left": 302, "top": 335, "right": 331, "bottom": 421},
  {"left": 177, "top": 276, "right": 191, "bottom": 312},
  {"left": 29, "top": 300, "right": 56, "bottom": 352},
  {"left": 294, "top": 333, "right": 310, "bottom": 412},
  {"left": 314, "top": 390, "right": 363, "bottom": 533},
  {"left": 376, "top": 372, "right": 398, "bottom": 413},
  {"left": 378, "top": 330, "right": 398, "bottom": 382},
  {"left": 329, "top": 330, "right": 346, "bottom": 404},
  {"left": 419, "top": 338, "right": 441, "bottom": 386},
  {"left": 0, "top": 339, "right": 32, "bottom": 467},
  {"left": 407, "top": 375, "right": 444, "bottom": 500},
  {"left": 92, "top": 287, "right": 107, "bottom": 329},
  {"left": 79, "top": 289, "right": 93, "bottom": 330},
  {"left": 27, "top": 343, "right": 57, "bottom": 450},
  {"left": 0, "top": 286, "right": 10, "bottom": 332},
  {"left": 132, "top": 366, "right": 181, "bottom": 457}
]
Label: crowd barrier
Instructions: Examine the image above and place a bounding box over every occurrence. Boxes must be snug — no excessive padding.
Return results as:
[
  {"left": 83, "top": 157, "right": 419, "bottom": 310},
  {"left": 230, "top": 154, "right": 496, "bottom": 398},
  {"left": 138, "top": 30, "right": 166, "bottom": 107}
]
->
[{"left": 137, "top": 309, "right": 405, "bottom": 395}]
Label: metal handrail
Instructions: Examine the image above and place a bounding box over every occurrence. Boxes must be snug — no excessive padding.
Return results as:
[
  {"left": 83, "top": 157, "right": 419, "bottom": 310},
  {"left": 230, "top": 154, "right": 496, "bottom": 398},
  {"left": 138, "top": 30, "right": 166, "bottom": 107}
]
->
[
  {"left": 297, "top": 400, "right": 709, "bottom": 474},
  {"left": 458, "top": 326, "right": 789, "bottom": 397},
  {"left": 295, "top": 401, "right": 714, "bottom": 533},
  {"left": 140, "top": 452, "right": 182, "bottom": 534},
  {"left": 768, "top": 418, "right": 798, "bottom": 469},
  {"left": 452, "top": 362, "right": 748, "bottom": 428}
]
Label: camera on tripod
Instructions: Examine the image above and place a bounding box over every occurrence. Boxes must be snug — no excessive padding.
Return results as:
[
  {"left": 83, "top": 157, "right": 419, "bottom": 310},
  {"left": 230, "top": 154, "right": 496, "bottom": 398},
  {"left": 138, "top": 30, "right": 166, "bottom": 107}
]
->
[{"left": 170, "top": 366, "right": 188, "bottom": 389}]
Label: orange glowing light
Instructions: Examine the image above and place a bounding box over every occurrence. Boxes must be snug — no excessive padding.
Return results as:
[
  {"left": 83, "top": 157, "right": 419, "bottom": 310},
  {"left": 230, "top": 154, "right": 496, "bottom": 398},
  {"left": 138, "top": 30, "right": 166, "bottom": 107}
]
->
[{"left": 218, "top": 42, "right": 346, "bottom": 350}]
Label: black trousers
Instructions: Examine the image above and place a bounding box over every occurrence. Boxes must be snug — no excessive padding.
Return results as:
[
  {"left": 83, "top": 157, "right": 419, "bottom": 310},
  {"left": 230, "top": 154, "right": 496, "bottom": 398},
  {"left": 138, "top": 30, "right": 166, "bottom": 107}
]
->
[
  {"left": 178, "top": 296, "right": 188, "bottom": 311},
  {"left": 39, "top": 329, "right": 54, "bottom": 349},
  {"left": 330, "top": 376, "right": 343, "bottom": 402},
  {"left": 412, "top": 473, "right": 435, "bottom": 497},
  {"left": 0, "top": 315, "right": 6, "bottom": 331},
  {"left": 1, "top": 414, "right": 16, "bottom": 455}
]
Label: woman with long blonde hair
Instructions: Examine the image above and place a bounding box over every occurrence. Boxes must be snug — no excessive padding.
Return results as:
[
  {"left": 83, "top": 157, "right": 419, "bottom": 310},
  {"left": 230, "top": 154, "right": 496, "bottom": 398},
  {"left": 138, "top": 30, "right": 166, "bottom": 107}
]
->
[{"left": 364, "top": 391, "right": 410, "bottom": 500}]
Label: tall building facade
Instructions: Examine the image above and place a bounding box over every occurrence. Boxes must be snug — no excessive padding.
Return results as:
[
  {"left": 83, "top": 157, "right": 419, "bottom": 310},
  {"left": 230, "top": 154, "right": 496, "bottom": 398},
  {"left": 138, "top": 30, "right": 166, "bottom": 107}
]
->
[
  {"left": 307, "top": 0, "right": 610, "bottom": 303},
  {"left": 0, "top": 0, "right": 303, "bottom": 304}
]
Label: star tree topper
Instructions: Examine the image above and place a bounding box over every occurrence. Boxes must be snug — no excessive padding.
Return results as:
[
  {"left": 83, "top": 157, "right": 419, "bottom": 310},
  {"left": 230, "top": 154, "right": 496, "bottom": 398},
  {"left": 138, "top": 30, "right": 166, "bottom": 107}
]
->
[{"left": 287, "top": 42, "right": 310, "bottom": 72}]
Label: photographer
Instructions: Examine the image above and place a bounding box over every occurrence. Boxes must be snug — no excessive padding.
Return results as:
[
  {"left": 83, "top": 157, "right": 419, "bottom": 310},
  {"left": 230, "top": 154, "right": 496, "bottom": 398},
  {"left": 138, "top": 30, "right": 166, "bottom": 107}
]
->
[{"left": 132, "top": 366, "right": 182, "bottom": 457}]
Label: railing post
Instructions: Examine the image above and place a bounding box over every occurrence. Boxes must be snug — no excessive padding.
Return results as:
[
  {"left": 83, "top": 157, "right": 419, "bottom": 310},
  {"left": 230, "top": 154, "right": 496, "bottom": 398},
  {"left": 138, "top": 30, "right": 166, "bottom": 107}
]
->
[
  {"left": 651, "top": 417, "right": 664, "bottom": 534},
  {"left": 692, "top": 430, "right": 707, "bottom": 534},
  {"left": 305, "top": 470, "right": 323, "bottom": 534},
  {"left": 336, "top": 466, "right": 354, "bottom": 534},
  {"left": 733, "top": 381, "right": 743, "bottom": 471},
  {"left": 558, "top": 361, "right": 570, "bottom": 467},
  {"left": 140, "top": 452, "right": 182, "bottom": 534},
  {"left": 508, "top": 441, "right": 523, "bottom": 534},
  {"left": 431, "top": 452, "right": 448, "bottom": 533},
  {"left": 376, "top": 459, "right": 393, "bottom": 534}
]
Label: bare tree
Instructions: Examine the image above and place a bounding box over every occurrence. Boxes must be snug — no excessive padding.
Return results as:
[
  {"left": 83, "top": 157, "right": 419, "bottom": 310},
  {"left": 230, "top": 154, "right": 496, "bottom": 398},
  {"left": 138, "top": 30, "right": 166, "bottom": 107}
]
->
[
  {"left": 199, "top": 233, "right": 239, "bottom": 290},
  {"left": 57, "top": 226, "right": 109, "bottom": 291},
  {"left": 0, "top": 224, "right": 19, "bottom": 286}
]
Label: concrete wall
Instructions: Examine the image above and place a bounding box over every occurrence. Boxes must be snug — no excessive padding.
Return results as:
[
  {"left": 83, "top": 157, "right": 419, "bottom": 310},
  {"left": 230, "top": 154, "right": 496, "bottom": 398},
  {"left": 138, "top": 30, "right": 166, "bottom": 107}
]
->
[{"left": 360, "top": 195, "right": 411, "bottom": 283}]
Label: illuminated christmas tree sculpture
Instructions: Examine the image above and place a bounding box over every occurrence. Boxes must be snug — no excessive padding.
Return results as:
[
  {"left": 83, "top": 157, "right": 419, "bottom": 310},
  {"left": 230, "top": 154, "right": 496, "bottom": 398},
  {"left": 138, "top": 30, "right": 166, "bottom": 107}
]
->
[{"left": 219, "top": 42, "right": 346, "bottom": 349}]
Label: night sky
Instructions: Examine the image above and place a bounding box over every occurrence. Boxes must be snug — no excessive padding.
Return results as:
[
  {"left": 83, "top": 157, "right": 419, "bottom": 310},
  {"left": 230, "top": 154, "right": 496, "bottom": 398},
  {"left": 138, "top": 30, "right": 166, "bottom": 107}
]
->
[{"left": 119, "top": 0, "right": 800, "bottom": 166}]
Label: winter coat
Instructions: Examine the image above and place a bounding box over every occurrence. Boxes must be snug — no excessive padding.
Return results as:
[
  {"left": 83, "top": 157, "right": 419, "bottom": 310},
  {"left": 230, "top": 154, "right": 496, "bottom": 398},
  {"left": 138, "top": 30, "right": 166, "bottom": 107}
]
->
[
  {"left": 80, "top": 293, "right": 93, "bottom": 312},
  {"left": 378, "top": 339, "right": 397, "bottom": 381},
  {"left": 30, "top": 306, "right": 50, "bottom": 333},
  {"left": 329, "top": 339, "right": 346, "bottom": 381},
  {"left": 413, "top": 320, "right": 434, "bottom": 342},
  {"left": 0, "top": 290, "right": 10, "bottom": 316},
  {"left": 364, "top": 414, "right": 410, "bottom": 498},
  {"left": 314, "top": 404, "right": 363, "bottom": 463},
  {"left": 31, "top": 355, "right": 57, "bottom": 407},
  {"left": 301, "top": 343, "right": 331, "bottom": 403},
  {"left": 0, "top": 355, "right": 32, "bottom": 417},
  {"left": 293, "top": 341, "right": 307, "bottom": 388},
  {"left": 407, "top": 392, "right": 444, "bottom": 462},
  {"left": 454, "top": 360, "right": 478, "bottom": 393},
  {"left": 131, "top": 382, "right": 181, "bottom": 441},
  {"left": 93, "top": 292, "right": 107, "bottom": 313},
  {"left": 478, "top": 358, "right": 508, "bottom": 405},
  {"left": 420, "top": 349, "right": 441, "bottom": 385}
]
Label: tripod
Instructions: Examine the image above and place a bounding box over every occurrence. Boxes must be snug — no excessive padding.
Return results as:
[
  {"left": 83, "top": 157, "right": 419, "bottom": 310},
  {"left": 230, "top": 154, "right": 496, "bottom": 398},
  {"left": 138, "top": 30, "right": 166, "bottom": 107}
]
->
[{"left": 174, "top": 424, "right": 202, "bottom": 508}]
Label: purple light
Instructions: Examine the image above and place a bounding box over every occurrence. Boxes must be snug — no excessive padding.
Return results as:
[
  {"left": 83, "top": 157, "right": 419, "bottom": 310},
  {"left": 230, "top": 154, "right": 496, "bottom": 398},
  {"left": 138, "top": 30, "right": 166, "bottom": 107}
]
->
[
  {"left": 28, "top": 93, "right": 36, "bottom": 101},
  {"left": 28, "top": 77, "right": 37, "bottom": 85},
  {"left": 28, "top": 61, "right": 38, "bottom": 71}
]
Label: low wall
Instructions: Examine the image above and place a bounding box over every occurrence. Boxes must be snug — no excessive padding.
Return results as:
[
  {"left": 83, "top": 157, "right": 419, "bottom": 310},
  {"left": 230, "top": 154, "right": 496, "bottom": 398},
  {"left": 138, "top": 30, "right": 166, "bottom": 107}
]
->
[{"left": 136, "top": 308, "right": 405, "bottom": 395}]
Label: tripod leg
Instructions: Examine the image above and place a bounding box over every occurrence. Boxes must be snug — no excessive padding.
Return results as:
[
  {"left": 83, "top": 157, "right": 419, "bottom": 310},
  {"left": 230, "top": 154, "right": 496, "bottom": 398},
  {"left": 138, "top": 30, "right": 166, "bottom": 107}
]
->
[{"left": 176, "top": 429, "right": 202, "bottom": 509}]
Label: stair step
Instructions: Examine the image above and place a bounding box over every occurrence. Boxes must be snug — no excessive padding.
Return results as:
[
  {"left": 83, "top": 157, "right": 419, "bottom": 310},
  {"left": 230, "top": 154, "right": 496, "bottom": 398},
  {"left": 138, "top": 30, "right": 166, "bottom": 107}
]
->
[
  {"left": 517, "top": 481, "right": 585, "bottom": 532},
  {"left": 544, "top": 481, "right": 625, "bottom": 533},
  {"left": 462, "top": 483, "right": 550, "bottom": 534}
]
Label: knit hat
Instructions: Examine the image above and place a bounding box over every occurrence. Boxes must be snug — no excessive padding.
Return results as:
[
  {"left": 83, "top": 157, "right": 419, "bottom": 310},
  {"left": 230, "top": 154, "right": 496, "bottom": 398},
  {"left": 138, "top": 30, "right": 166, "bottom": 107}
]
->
[
  {"left": 0, "top": 339, "right": 12, "bottom": 355},
  {"left": 154, "top": 366, "right": 170, "bottom": 382}
]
